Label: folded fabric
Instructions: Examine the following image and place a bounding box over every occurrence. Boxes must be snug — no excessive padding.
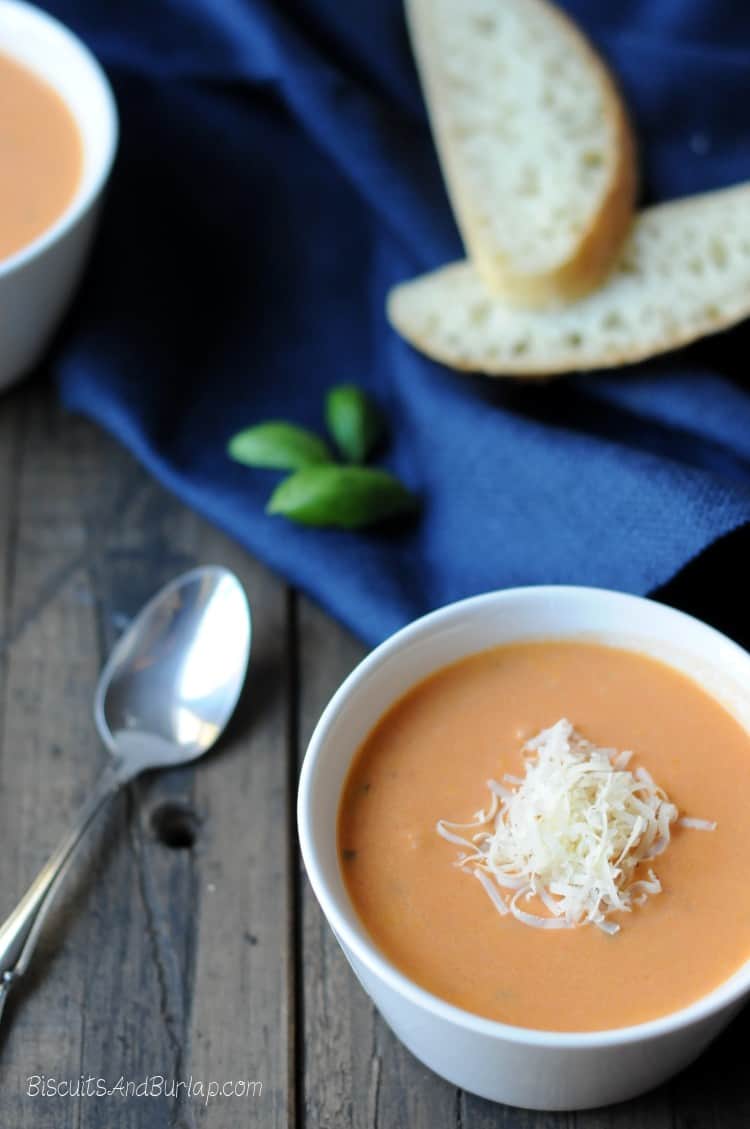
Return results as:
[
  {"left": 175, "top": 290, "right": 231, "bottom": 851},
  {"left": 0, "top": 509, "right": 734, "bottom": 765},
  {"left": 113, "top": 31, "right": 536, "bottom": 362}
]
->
[{"left": 46, "top": 0, "right": 750, "bottom": 646}]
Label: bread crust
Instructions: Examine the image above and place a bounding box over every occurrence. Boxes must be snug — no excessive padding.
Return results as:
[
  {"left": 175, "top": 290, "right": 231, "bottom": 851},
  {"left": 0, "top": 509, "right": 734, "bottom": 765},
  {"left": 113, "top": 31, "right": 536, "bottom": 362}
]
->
[{"left": 405, "top": 0, "right": 638, "bottom": 310}]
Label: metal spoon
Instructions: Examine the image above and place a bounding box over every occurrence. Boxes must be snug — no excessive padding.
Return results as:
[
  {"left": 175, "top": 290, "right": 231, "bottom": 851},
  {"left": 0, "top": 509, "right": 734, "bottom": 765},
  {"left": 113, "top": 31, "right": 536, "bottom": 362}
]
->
[{"left": 0, "top": 565, "right": 251, "bottom": 1021}]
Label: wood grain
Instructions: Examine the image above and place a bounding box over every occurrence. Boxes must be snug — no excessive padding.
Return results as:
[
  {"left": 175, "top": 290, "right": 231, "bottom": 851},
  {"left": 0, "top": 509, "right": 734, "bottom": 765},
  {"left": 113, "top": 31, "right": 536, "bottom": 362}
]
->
[{"left": 0, "top": 381, "right": 291, "bottom": 1128}]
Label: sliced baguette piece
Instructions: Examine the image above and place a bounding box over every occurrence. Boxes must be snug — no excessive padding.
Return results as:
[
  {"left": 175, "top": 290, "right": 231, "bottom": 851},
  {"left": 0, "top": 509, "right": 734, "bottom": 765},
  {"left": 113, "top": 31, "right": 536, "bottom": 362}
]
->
[
  {"left": 405, "top": 0, "right": 636, "bottom": 308},
  {"left": 387, "top": 183, "right": 750, "bottom": 376}
]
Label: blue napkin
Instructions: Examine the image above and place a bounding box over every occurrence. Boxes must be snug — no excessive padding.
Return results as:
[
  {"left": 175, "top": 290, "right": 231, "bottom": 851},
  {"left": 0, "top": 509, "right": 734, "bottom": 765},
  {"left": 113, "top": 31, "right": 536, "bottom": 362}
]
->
[{"left": 47, "top": 0, "right": 750, "bottom": 646}]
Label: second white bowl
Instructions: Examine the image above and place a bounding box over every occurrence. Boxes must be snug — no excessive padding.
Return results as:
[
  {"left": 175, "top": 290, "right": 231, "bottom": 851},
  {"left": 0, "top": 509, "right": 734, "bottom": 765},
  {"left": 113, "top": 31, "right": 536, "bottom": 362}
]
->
[{"left": 0, "top": 0, "right": 118, "bottom": 391}]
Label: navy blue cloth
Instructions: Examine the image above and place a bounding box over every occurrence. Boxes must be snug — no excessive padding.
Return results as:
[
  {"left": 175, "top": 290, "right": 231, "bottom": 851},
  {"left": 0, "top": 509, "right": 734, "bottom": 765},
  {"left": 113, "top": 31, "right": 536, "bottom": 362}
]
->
[{"left": 46, "top": 0, "right": 750, "bottom": 646}]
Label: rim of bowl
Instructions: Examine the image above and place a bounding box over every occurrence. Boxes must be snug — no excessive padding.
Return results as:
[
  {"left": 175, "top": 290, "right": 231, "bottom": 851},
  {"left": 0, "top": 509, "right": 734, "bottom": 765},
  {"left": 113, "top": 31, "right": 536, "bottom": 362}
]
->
[
  {"left": 0, "top": 0, "right": 118, "bottom": 279},
  {"left": 298, "top": 584, "right": 750, "bottom": 1049}
]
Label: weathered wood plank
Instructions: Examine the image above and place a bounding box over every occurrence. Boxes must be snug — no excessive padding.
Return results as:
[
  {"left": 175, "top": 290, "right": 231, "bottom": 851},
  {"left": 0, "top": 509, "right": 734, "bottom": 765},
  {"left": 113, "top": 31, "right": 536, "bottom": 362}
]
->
[
  {"left": 460, "top": 1070, "right": 676, "bottom": 1127},
  {"left": 0, "top": 382, "right": 292, "bottom": 1128},
  {"left": 185, "top": 528, "right": 293, "bottom": 1129},
  {"left": 0, "top": 387, "right": 115, "bottom": 1129},
  {"left": 459, "top": 1088, "right": 673, "bottom": 1129},
  {"left": 296, "top": 597, "right": 459, "bottom": 1129}
]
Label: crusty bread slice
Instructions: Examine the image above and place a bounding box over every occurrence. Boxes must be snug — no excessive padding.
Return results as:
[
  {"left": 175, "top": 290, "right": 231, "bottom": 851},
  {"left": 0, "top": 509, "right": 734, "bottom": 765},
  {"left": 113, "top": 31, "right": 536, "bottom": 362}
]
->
[
  {"left": 387, "top": 183, "right": 750, "bottom": 376},
  {"left": 405, "top": 0, "right": 636, "bottom": 309}
]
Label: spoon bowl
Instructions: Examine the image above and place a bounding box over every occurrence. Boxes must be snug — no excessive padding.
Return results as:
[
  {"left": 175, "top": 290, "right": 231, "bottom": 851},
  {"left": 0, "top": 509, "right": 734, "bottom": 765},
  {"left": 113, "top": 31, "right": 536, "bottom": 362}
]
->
[{"left": 96, "top": 566, "right": 251, "bottom": 775}]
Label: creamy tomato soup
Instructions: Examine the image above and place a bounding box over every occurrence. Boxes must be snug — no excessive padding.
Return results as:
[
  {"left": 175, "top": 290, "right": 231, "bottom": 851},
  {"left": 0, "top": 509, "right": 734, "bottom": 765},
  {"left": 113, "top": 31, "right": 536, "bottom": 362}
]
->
[
  {"left": 0, "top": 52, "right": 82, "bottom": 261},
  {"left": 338, "top": 642, "right": 750, "bottom": 1032}
]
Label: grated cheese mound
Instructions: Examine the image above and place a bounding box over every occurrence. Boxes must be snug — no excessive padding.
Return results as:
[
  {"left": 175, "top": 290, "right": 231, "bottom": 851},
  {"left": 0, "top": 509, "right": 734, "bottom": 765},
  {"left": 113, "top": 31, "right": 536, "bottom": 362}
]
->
[{"left": 437, "top": 719, "right": 716, "bottom": 934}]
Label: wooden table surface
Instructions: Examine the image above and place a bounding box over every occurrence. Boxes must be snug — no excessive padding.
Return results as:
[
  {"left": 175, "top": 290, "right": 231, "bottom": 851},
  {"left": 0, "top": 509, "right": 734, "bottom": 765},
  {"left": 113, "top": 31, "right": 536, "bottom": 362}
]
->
[{"left": 1, "top": 377, "right": 749, "bottom": 1128}]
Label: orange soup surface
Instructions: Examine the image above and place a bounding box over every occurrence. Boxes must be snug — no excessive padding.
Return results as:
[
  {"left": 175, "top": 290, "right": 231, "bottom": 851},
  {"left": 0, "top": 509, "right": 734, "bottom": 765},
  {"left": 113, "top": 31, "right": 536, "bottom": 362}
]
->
[
  {"left": 0, "top": 52, "right": 82, "bottom": 261},
  {"left": 338, "top": 642, "right": 750, "bottom": 1031}
]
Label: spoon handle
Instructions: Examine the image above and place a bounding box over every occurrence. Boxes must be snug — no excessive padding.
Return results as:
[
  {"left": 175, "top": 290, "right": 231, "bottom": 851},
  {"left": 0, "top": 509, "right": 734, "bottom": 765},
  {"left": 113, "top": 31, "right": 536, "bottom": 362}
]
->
[{"left": 0, "top": 762, "right": 122, "bottom": 1020}]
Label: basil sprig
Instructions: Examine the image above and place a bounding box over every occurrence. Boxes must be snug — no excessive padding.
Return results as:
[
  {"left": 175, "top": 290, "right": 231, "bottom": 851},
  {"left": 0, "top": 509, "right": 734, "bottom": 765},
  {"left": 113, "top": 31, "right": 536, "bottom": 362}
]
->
[
  {"left": 325, "top": 384, "right": 384, "bottom": 463},
  {"left": 267, "top": 466, "right": 416, "bottom": 528},
  {"left": 227, "top": 385, "right": 417, "bottom": 530},
  {"left": 228, "top": 422, "right": 330, "bottom": 470}
]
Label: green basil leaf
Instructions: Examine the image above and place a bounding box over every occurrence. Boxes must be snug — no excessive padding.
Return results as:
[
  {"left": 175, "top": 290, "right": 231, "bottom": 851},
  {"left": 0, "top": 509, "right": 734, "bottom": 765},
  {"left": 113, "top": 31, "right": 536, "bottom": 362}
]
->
[
  {"left": 325, "top": 385, "right": 384, "bottom": 463},
  {"left": 227, "top": 422, "right": 331, "bottom": 470},
  {"left": 266, "top": 466, "right": 417, "bottom": 528}
]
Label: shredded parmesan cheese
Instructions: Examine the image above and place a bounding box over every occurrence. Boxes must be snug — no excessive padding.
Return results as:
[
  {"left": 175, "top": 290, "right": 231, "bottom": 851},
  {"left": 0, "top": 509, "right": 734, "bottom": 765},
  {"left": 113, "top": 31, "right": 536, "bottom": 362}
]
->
[{"left": 437, "top": 719, "right": 715, "bottom": 934}]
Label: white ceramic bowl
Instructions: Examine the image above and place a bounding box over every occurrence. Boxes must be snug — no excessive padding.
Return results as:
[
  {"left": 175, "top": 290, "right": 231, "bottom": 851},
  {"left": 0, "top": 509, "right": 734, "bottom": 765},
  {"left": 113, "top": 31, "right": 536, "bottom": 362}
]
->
[
  {"left": 298, "top": 586, "right": 750, "bottom": 1111},
  {"left": 0, "top": 0, "right": 118, "bottom": 391}
]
